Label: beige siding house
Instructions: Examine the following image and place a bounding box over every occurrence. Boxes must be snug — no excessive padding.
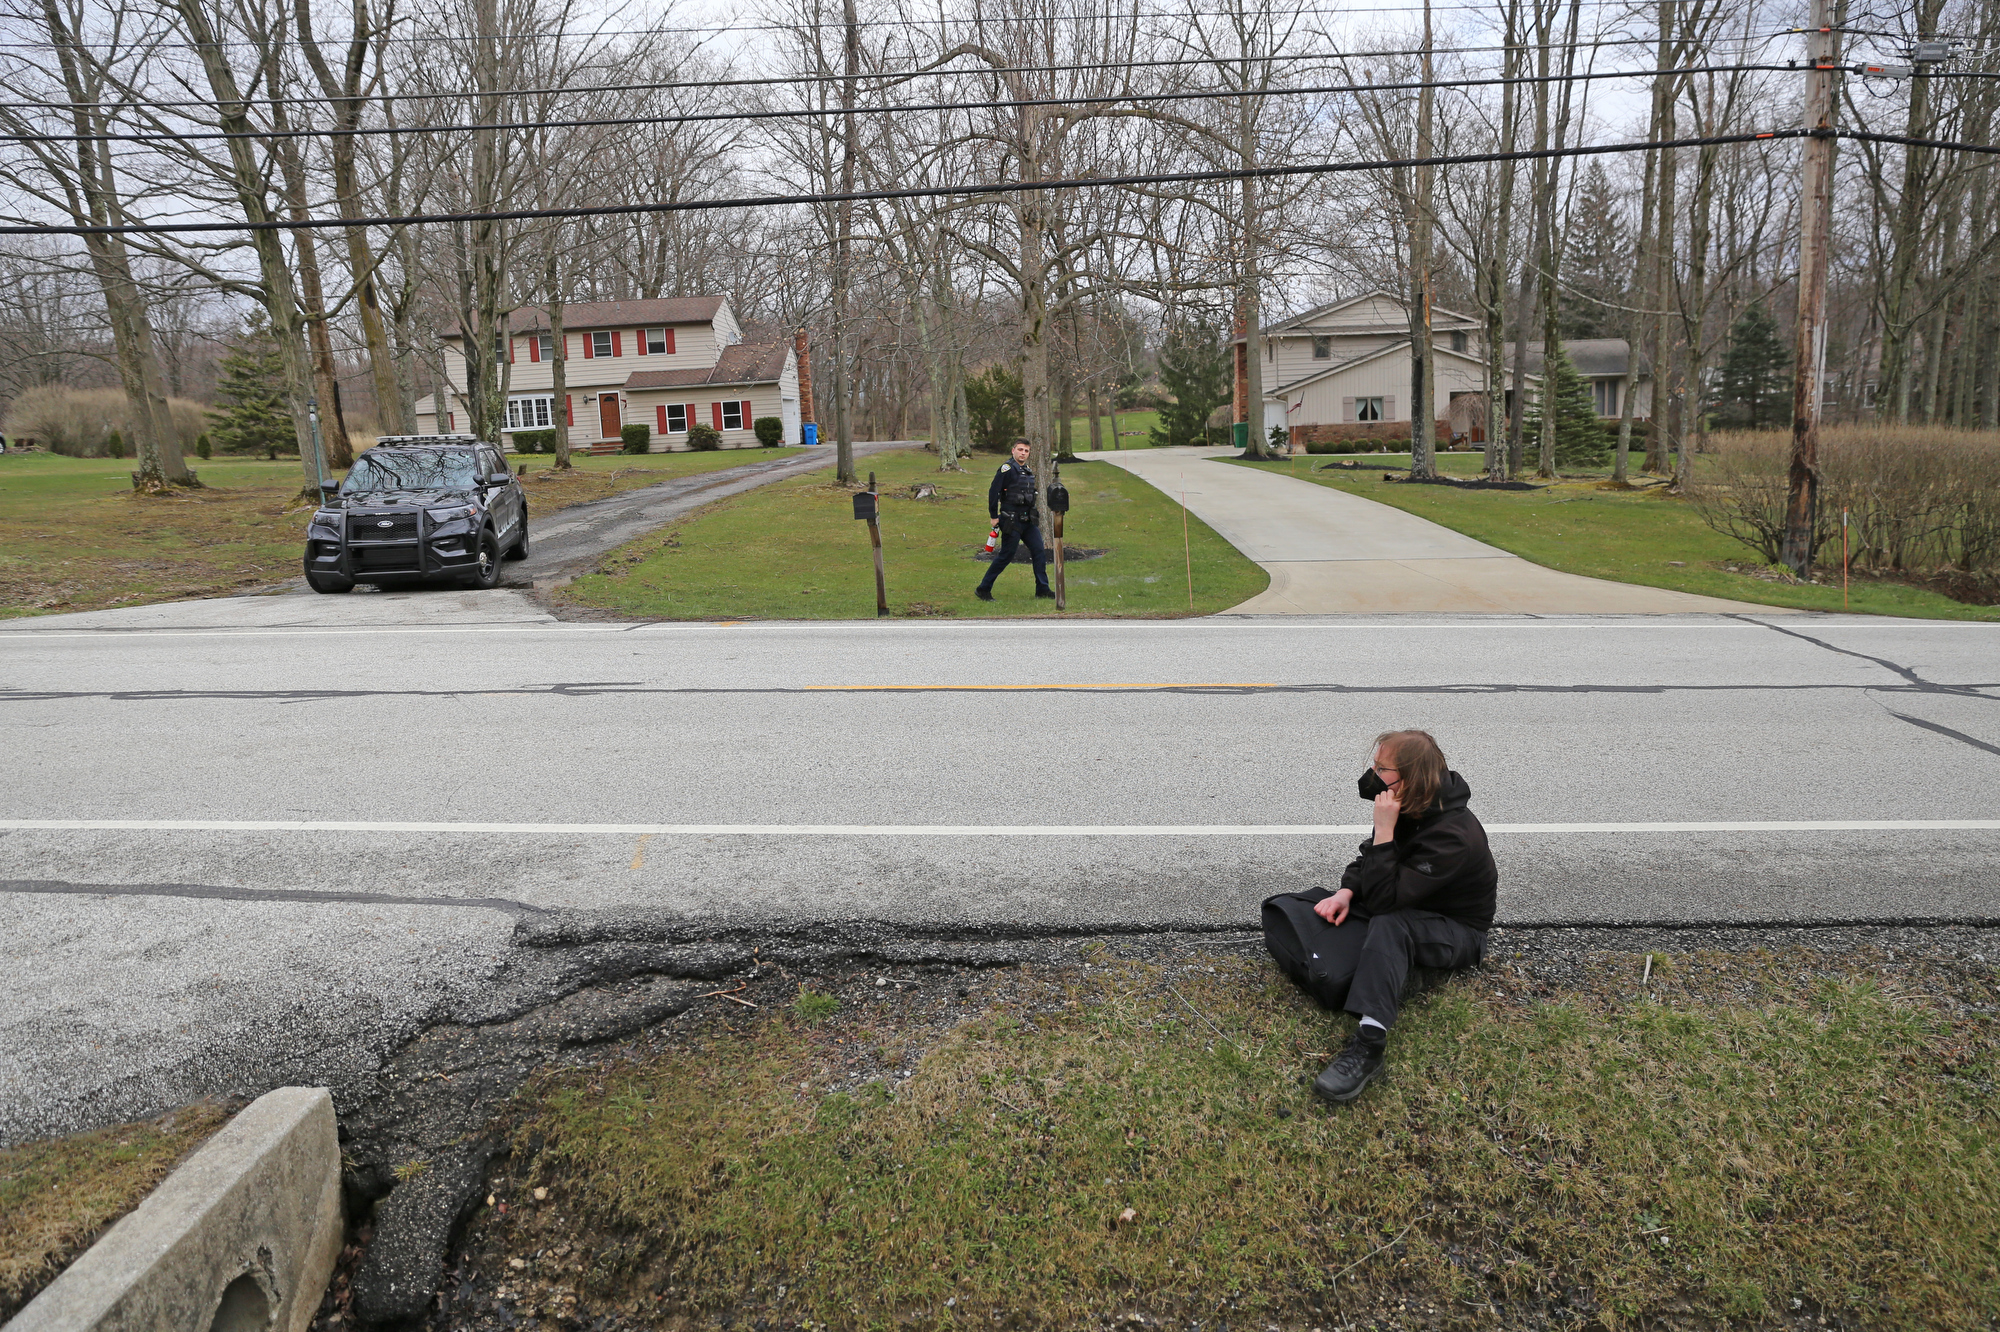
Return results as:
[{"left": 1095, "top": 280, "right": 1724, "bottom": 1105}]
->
[
  {"left": 416, "top": 295, "right": 802, "bottom": 452},
  {"left": 1250, "top": 291, "right": 1650, "bottom": 447}
]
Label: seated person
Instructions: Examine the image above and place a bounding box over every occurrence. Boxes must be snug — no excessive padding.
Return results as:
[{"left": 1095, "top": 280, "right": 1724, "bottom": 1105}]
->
[{"left": 1262, "top": 729, "right": 1497, "bottom": 1103}]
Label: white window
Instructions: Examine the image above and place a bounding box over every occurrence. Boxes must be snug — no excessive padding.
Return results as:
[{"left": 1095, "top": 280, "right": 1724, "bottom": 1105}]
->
[
  {"left": 537, "top": 332, "right": 555, "bottom": 360},
  {"left": 505, "top": 395, "right": 554, "bottom": 430},
  {"left": 1312, "top": 335, "right": 1332, "bottom": 359},
  {"left": 1592, "top": 379, "right": 1620, "bottom": 417},
  {"left": 590, "top": 331, "right": 614, "bottom": 358},
  {"left": 666, "top": 403, "right": 688, "bottom": 433},
  {"left": 721, "top": 401, "right": 744, "bottom": 430},
  {"left": 1356, "top": 396, "right": 1384, "bottom": 422},
  {"left": 645, "top": 327, "right": 671, "bottom": 354}
]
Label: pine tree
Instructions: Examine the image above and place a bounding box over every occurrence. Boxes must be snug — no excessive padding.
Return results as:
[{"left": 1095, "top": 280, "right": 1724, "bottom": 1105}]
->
[
  {"left": 208, "top": 324, "right": 294, "bottom": 458},
  {"left": 1527, "top": 343, "right": 1611, "bottom": 468},
  {"left": 1558, "top": 163, "right": 1629, "bottom": 340},
  {"left": 1150, "top": 322, "right": 1230, "bottom": 448},
  {"left": 1716, "top": 304, "right": 1791, "bottom": 429},
  {"left": 963, "top": 364, "right": 1024, "bottom": 452}
]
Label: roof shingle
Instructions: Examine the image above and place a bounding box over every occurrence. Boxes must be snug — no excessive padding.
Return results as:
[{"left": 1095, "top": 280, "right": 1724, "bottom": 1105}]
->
[{"left": 622, "top": 337, "right": 790, "bottom": 390}]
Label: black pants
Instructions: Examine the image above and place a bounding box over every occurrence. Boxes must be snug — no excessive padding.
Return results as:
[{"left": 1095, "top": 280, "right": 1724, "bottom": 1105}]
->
[
  {"left": 978, "top": 516, "right": 1050, "bottom": 592},
  {"left": 1261, "top": 889, "right": 1486, "bottom": 1029}
]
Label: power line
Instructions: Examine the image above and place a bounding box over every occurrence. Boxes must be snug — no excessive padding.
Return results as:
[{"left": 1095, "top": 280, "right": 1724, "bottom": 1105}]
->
[
  {"left": 0, "top": 62, "right": 1798, "bottom": 145},
  {"left": 3, "top": 128, "right": 1821, "bottom": 237}
]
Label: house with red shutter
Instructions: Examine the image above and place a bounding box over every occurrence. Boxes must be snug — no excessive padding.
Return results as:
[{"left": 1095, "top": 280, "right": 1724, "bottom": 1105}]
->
[{"left": 414, "top": 295, "right": 802, "bottom": 452}]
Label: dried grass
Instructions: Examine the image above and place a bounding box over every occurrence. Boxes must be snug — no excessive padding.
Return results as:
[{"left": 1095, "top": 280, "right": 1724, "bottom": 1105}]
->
[{"left": 1691, "top": 427, "right": 2000, "bottom": 579}]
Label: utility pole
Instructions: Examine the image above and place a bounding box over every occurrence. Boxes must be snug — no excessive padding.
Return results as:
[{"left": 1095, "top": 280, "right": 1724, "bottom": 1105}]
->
[
  {"left": 832, "top": 0, "right": 859, "bottom": 484},
  {"left": 1782, "top": 0, "right": 1838, "bottom": 576}
]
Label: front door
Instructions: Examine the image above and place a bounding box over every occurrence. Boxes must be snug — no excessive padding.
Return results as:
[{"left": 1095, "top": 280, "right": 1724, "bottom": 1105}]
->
[{"left": 598, "top": 393, "right": 621, "bottom": 440}]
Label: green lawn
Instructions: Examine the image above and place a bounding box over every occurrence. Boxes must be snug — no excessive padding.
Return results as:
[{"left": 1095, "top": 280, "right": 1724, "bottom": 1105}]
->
[
  {"left": 559, "top": 446, "right": 1268, "bottom": 619},
  {"left": 1062, "top": 409, "right": 1162, "bottom": 449},
  {"left": 1226, "top": 456, "right": 2000, "bottom": 620},
  {"left": 0, "top": 447, "right": 802, "bottom": 618},
  {"left": 468, "top": 947, "right": 2000, "bottom": 1331}
]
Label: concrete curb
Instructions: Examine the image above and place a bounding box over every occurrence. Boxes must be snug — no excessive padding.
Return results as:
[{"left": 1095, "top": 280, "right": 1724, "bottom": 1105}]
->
[{"left": 9, "top": 1087, "right": 342, "bottom": 1332}]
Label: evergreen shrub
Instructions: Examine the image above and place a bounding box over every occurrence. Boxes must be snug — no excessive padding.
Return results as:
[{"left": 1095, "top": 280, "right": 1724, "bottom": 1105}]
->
[
  {"left": 621, "top": 424, "right": 652, "bottom": 454},
  {"left": 754, "top": 415, "right": 784, "bottom": 447},
  {"left": 512, "top": 429, "right": 556, "bottom": 454},
  {"left": 195, "top": 434, "right": 212, "bottom": 459},
  {"left": 686, "top": 422, "right": 722, "bottom": 451}
]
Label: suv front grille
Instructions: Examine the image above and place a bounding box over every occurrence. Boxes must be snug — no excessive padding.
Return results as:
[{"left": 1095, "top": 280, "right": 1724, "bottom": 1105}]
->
[
  {"left": 351, "top": 512, "right": 419, "bottom": 541},
  {"left": 355, "top": 546, "right": 422, "bottom": 572}
]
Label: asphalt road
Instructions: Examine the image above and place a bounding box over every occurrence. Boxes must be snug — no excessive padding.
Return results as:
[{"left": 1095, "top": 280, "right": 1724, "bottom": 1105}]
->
[{"left": 4, "top": 610, "right": 1998, "bottom": 1142}]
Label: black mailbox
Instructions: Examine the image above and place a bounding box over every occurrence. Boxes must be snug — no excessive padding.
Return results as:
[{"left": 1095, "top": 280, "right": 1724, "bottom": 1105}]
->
[
  {"left": 852, "top": 491, "right": 877, "bottom": 522},
  {"left": 1047, "top": 480, "right": 1070, "bottom": 514}
]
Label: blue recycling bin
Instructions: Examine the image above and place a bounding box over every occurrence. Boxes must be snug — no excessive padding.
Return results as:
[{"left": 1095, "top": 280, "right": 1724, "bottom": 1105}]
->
[{"left": 803, "top": 423, "right": 819, "bottom": 446}]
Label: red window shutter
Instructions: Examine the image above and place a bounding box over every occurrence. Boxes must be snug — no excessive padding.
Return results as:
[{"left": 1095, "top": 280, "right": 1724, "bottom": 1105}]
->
[
  {"left": 635, "top": 330, "right": 647, "bottom": 357},
  {"left": 656, "top": 404, "right": 668, "bottom": 433},
  {"left": 743, "top": 399, "right": 753, "bottom": 425},
  {"left": 581, "top": 336, "right": 594, "bottom": 359},
  {"left": 565, "top": 395, "right": 573, "bottom": 426},
  {"left": 665, "top": 328, "right": 676, "bottom": 354},
  {"left": 528, "top": 334, "right": 540, "bottom": 363},
  {"left": 611, "top": 331, "right": 622, "bottom": 357},
  {"left": 712, "top": 402, "right": 723, "bottom": 429},
  {"left": 506, "top": 337, "right": 514, "bottom": 363}
]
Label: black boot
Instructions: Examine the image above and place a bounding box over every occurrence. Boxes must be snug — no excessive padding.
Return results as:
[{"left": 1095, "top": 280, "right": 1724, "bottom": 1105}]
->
[
  {"left": 1035, "top": 586, "right": 1056, "bottom": 599},
  {"left": 1313, "top": 1027, "right": 1386, "bottom": 1104},
  {"left": 974, "top": 586, "right": 995, "bottom": 601}
]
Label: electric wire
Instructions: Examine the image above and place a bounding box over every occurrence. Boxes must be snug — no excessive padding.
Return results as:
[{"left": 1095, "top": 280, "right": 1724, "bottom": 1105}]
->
[
  {"left": 1, "top": 126, "right": 1823, "bottom": 237},
  {"left": 0, "top": 61, "right": 1802, "bottom": 144}
]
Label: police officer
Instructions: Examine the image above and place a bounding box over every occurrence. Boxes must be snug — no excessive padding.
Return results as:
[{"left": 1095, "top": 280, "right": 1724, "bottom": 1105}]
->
[{"left": 975, "top": 437, "right": 1055, "bottom": 601}]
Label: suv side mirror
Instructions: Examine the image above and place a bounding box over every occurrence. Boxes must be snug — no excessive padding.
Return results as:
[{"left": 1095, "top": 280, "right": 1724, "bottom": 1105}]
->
[{"left": 319, "top": 479, "right": 339, "bottom": 499}]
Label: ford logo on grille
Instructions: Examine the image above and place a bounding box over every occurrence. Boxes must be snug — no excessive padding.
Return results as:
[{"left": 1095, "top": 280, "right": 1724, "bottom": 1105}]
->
[{"left": 376, "top": 520, "right": 394, "bottom": 528}]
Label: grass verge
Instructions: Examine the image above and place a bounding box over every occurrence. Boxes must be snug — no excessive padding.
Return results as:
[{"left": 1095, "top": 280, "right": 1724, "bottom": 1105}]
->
[
  {"left": 457, "top": 940, "right": 1998, "bottom": 1331},
  {"left": 0, "top": 448, "right": 800, "bottom": 619},
  {"left": 0, "top": 1100, "right": 232, "bottom": 1320},
  {"left": 1226, "top": 455, "right": 2000, "bottom": 620},
  {"left": 556, "top": 446, "right": 1267, "bottom": 619}
]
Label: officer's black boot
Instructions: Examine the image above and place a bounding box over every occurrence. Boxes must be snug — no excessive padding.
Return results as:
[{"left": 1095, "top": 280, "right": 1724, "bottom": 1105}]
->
[{"left": 974, "top": 586, "right": 995, "bottom": 601}]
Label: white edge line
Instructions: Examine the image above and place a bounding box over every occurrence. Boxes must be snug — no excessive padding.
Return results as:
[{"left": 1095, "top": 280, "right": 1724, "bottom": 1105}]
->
[{"left": 2, "top": 820, "right": 1997, "bottom": 835}]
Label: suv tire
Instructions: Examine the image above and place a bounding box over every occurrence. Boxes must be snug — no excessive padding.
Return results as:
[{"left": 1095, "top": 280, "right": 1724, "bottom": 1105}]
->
[
  {"left": 505, "top": 525, "right": 530, "bottom": 561},
  {"left": 462, "top": 530, "right": 503, "bottom": 589},
  {"left": 305, "top": 562, "right": 355, "bottom": 594}
]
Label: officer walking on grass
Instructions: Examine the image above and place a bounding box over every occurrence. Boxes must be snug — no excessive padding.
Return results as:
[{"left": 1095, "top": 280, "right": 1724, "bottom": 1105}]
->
[{"left": 975, "top": 437, "right": 1055, "bottom": 601}]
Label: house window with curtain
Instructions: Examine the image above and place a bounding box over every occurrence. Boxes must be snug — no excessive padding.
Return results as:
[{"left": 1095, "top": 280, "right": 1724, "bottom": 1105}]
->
[
  {"left": 1312, "top": 335, "right": 1332, "bottom": 359},
  {"left": 505, "top": 395, "right": 554, "bottom": 430},
  {"left": 537, "top": 332, "right": 555, "bottom": 360},
  {"left": 590, "top": 331, "right": 614, "bottom": 358},
  {"left": 1592, "top": 379, "right": 1620, "bottom": 417},
  {"left": 1356, "top": 397, "right": 1384, "bottom": 421},
  {"left": 645, "top": 328, "right": 673, "bottom": 354}
]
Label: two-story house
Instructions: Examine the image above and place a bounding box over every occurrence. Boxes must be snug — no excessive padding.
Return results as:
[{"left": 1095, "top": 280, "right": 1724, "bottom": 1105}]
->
[
  {"left": 415, "top": 295, "right": 802, "bottom": 452},
  {"left": 1249, "top": 291, "right": 1650, "bottom": 447}
]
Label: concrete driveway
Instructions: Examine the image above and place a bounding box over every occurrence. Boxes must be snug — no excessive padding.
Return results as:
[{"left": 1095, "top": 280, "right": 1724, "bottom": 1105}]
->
[{"left": 1079, "top": 447, "right": 1779, "bottom": 614}]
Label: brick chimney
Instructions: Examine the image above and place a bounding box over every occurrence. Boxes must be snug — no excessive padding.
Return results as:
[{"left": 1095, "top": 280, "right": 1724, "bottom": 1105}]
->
[{"left": 794, "top": 327, "right": 815, "bottom": 425}]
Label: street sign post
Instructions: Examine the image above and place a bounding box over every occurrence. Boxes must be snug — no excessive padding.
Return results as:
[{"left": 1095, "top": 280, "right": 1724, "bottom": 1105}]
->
[{"left": 853, "top": 471, "right": 888, "bottom": 616}]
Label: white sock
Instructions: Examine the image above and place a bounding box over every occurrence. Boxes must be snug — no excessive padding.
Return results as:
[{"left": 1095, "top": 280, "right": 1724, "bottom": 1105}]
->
[{"left": 1358, "top": 1016, "right": 1387, "bottom": 1037}]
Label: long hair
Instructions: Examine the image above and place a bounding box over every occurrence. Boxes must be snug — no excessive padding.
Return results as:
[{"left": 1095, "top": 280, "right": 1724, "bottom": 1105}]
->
[{"left": 1374, "top": 729, "right": 1448, "bottom": 816}]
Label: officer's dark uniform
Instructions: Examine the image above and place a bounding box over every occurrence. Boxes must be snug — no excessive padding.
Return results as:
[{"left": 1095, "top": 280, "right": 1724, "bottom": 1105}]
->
[{"left": 977, "top": 458, "right": 1054, "bottom": 598}]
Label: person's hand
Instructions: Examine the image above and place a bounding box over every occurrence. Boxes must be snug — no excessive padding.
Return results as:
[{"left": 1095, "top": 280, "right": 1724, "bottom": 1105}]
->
[
  {"left": 1372, "top": 787, "right": 1401, "bottom": 844},
  {"left": 1313, "top": 888, "right": 1353, "bottom": 925}
]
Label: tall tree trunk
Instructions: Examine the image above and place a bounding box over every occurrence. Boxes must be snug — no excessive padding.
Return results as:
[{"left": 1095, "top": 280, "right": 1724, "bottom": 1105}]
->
[
  {"left": 1645, "top": 40, "right": 1678, "bottom": 475},
  {"left": 1614, "top": 137, "right": 1659, "bottom": 485},
  {"left": 1482, "top": 0, "right": 1522, "bottom": 481},
  {"left": 831, "top": 0, "right": 859, "bottom": 484},
  {"left": 1877, "top": 0, "right": 1946, "bottom": 421},
  {"left": 1407, "top": 0, "right": 1438, "bottom": 478},
  {"left": 172, "top": 0, "right": 325, "bottom": 494}
]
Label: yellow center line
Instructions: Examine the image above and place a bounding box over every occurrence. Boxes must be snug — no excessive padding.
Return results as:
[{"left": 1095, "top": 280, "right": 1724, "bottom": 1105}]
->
[
  {"left": 803, "top": 682, "right": 1278, "bottom": 691},
  {"left": 629, "top": 833, "right": 654, "bottom": 869}
]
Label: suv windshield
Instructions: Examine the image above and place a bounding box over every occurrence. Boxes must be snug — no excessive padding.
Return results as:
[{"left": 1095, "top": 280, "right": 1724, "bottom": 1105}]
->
[{"left": 342, "top": 450, "right": 480, "bottom": 494}]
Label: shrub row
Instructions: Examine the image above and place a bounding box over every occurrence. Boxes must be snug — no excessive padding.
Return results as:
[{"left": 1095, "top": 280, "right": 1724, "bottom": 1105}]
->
[{"left": 1690, "top": 426, "right": 2000, "bottom": 576}]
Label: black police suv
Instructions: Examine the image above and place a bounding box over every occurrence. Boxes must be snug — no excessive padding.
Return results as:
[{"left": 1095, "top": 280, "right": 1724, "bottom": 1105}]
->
[{"left": 303, "top": 435, "right": 529, "bottom": 593}]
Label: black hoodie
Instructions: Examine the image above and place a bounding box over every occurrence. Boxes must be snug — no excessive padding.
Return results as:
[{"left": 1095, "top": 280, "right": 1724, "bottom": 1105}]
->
[{"left": 1337, "top": 770, "right": 1497, "bottom": 932}]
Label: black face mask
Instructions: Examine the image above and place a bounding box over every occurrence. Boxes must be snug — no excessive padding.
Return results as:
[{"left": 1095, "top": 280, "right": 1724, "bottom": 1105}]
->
[{"left": 1357, "top": 768, "right": 1389, "bottom": 801}]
